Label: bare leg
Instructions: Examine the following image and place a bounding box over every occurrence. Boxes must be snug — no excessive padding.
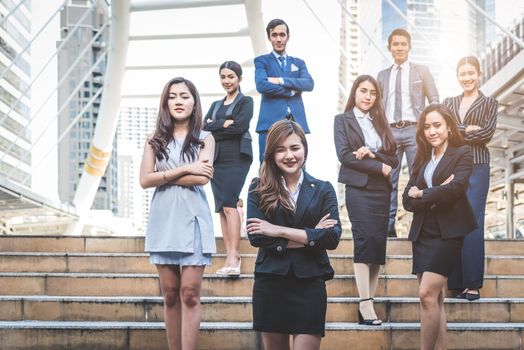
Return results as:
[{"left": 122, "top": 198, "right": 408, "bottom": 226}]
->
[
  {"left": 292, "top": 334, "right": 321, "bottom": 350},
  {"left": 180, "top": 266, "right": 205, "bottom": 350},
  {"left": 156, "top": 265, "right": 182, "bottom": 350},
  {"left": 218, "top": 211, "right": 230, "bottom": 267},
  {"left": 222, "top": 206, "right": 241, "bottom": 268},
  {"left": 354, "top": 263, "right": 378, "bottom": 320},
  {"left": 435, "top": 287, "right": 448, "bottom": 350},
  {"left": 418, "top": 272, "right": 448, "bottom": 350},
  {"left": 368, "top": 264, "right": 381, "bottom": 298},
  {"left": 261, "top": 332, "right": 290, "bottom": 350}
]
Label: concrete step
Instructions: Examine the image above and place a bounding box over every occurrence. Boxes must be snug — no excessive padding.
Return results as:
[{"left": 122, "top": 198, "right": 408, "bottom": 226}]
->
[
  {"left": 1, "top": 235, "right": 524, "bottom": 256},
  {"left": 1, "top": 252, "right": 524, "bottom": 276},
  {"left": 0, "top": 321, "right": 523, "bottom": 349},
  {"left": 2, "top": 272, "right": 524, "bottom": 298},
  {"left": 2, "top": 296, "right": 524, "bottom": 324}
]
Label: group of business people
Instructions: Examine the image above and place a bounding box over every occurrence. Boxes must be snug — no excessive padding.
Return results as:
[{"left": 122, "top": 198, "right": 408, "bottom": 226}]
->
[{"left": 139, "top": 17, "right": 497, "bottom": 350}]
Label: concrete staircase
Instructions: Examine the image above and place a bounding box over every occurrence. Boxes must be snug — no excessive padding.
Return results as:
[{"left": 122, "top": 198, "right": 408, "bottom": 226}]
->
[{"left": 1, "top": 236, "right": 524, "bottom": 349}]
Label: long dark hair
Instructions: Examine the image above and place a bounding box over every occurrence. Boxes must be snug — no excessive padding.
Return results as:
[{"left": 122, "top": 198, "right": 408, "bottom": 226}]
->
[
  {"left": 344, "top": 75, "right": 396, "bottom": 154},
  {"left": 412, "top": 104, "right": 464, "bottom": 176},
  {"left": 255, "top": 120, "right": 308, "bottom": 216},
  {"left": 149, "top": 77, "right": 204, "bottom": 162}
]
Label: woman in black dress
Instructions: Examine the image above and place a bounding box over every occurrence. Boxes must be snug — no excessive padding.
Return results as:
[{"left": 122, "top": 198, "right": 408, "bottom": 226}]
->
[
  {"left": 204, "top": 61, "right": 253, "bottom": 275},
  {"left": 247, "top": 120, "right": 341, "bottom": 350},
  {"left": 333, "top": 75, "right": 397, "bottom": 325},
  {"left": 403, "top": 104, "right": 476, "bottom": 350}
]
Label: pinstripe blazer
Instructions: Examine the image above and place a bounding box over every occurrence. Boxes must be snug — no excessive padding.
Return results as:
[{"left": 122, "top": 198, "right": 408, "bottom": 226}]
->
[{"left": 443, "top": 92, "right": 498, "bottom": 164}]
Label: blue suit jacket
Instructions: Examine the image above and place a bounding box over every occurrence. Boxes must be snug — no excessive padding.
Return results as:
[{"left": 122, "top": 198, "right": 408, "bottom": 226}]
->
[{"left": 254, "top": 53, "right": 314, "bottom": 133}]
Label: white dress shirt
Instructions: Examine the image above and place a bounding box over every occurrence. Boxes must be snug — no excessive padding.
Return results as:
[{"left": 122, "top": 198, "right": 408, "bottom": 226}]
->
[
  {"left": 386, "top": 60, "right": 416, "bottom": 124},
  {"left": 282, "top": 169, "right": 304, "bottom": 206},
  {"left": 423, "top": 150, "right": 444, "bottom": 188},
  {"left": 353, "top": 107, "right": 382, "bottom": 152}
]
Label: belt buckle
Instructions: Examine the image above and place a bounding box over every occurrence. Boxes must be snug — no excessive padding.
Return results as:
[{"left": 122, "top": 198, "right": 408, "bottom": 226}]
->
[{"left": 395, "top": 120, "right": 406, "bottom": 129}]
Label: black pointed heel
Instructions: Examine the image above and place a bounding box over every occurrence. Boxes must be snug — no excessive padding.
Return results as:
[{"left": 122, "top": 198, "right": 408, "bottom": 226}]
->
[{"left": 358, "top": 298, "right": 382, "bottom": 326}]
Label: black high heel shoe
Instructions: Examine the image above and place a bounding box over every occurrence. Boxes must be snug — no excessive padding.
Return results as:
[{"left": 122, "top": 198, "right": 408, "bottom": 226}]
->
[{"left": 358, "top": 298, "right": 382, "bottom": 326}]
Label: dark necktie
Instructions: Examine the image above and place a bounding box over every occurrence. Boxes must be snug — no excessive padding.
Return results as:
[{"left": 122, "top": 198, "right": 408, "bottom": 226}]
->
[
  {"left": 278, "top": 56, "right": 286, "bottom": 72},
  {"left": 394, "top": 66, "right": 402, "bottom": 122}
]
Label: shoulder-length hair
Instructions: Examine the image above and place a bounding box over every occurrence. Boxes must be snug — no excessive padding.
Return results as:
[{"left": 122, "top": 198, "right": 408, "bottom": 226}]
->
[
  {"left": 344, "top": 75, "right": 396, "bottom": 154},
  {"left": 148, "top": 77, "right": 204, "bottom": 162},
  {"left": 255, "top": 120, "right": 307, "bottom": 217},
  {"left": 412, "top": 104, "right": 464, "bottom": 176}
]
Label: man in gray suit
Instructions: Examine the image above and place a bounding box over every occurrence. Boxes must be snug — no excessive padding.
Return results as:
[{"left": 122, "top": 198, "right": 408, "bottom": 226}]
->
[{"left": 377, "top": 28, "right": 439, "bottom": 237}]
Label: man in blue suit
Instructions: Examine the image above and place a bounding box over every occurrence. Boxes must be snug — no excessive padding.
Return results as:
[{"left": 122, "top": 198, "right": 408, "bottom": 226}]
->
[
  {"left": 377, "top": 28, "right": 439, "bottom": 237},
  {"left": 255, "top": 18, "right": 314, "bottom": 163}
]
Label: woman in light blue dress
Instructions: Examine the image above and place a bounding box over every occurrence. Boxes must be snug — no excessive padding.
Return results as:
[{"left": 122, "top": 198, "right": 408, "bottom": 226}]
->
[{"left": 140, "top": 77, "right": 215, "bottom": 350}]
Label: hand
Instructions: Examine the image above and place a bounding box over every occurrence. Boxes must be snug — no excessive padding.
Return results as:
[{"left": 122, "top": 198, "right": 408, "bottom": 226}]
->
[
  {"left": 440, "top": 174, "right": 454, "bottom": 186},
  {"left": 186, "top": 160, "right": 213, "bottom": 178},
  {"left": 465, "top": 125, "right": 481, "bottom": 133},
  {"left": 382, "top": 164, "right": 392, "bottom": 177},
  {"left": 352, "top": 146, "right": 375, "bottom": 160},
  {"left": 268, "top": 77, "right": 281, "bottom": 85},
  {"left": 408, "top": 186, "right": 423, "bottom": 198},
  {"left": 315, "top": 213, "right": 338, "bottom": 229},
  {"left": 246, "top": 218, "right": 280, "bottom": 237},
  {"left": 223, "top": 120, "right": 234, "bottom": 128},
  {"left": 205, "top": 118, "right": 212, "bottom": 124}
]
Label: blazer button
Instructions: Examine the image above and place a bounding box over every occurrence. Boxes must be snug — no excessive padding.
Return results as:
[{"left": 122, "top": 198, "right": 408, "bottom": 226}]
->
[
  {"left": 276, "top": 246, "right": 283, "bottom": 252},
  {"left": 309, "top": 241, "right": 315, "bottom": 247}
]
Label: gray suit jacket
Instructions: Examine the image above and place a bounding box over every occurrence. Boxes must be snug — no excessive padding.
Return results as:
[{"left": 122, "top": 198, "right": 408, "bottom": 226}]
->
[{"left": 377, "top": 63, "right": 439, "bottom": 120}]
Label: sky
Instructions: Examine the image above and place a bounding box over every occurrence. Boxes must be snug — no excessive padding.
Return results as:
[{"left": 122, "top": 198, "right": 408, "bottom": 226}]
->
[{"left": 28, "top": 0, "right": 524, "bottom": 226}]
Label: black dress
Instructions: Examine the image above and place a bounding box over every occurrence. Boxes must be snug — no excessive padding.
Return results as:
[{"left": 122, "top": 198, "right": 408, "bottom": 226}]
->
[{"left": 204, "top": 99, "right": 253, "bottom": 212}]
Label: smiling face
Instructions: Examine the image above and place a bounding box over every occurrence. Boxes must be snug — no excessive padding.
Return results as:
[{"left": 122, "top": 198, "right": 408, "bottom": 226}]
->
[
  {"left": 389, "top": 34, "right": 410, "bottom": 65},
  {"left": 354, "top": 80, "right": 377, "bottom": 112},
  {"left": 220, "top": 67, "right": 241, "bottom": 95},
  {"left": 167, "top": 82, "right": 194, "bottom": 122},
  {"left": 423, "top": 110, "right": 450, "bottom": 151},
  {"left": 269, "top": 24, "right": 289, "bottom": 55},
  {"left": 457, "top": 62, "right": 480, "bottom": 94},
  {"left": 273, "top": 133, "right": 305, "bottom": 177}
]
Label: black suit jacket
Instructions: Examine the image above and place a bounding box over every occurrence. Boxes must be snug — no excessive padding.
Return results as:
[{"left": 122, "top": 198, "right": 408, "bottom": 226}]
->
[
  {"left": 247, "top": 172, "right": 342, "bottom": 280},
  {"left": 402, "top": 145, "right": 478, "bottom": 241},
  {"left": 334, "top": 110, "right": 398, "bottom": 189},
  {"left": 203, "top": 96, "right": 254, "bottom": 159}
]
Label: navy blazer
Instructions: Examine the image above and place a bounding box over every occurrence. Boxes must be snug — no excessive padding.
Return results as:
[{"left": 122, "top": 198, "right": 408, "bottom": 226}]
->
[
  {"left": 247, "top": 172, "right": 341, "bottom": 280},
  {"left": 402, "top": 145, "right": 477, "bottom": 242},
  {"left": 254, "top": 53, "right": 314, "bottom": 133},
  {"left": 377, "top": 63, "right": 439, "bottom": 120},
  {"left": 203, "top": 96, "right": 254, "bottom": 159},
  {"left": 333, "top": 111, "right": 398, "bottom": 189}
]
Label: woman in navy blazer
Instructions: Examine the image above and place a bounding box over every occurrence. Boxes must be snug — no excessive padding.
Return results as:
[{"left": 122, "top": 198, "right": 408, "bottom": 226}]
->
[
  {"left": 444, "top": 56, "right": 498, "bottom": 300},
  {"left": 247, "top": 120, "right": 341, "bottom": 350},
  {"left": 403, "top": 104, "right": 476, "bottom": 350},
  {"left": 334, "top": 75, "right": 397, "bottom": 325}
]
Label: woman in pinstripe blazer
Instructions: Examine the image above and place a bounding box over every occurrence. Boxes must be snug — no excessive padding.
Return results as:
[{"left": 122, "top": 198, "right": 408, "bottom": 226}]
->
[{"left": 443, "top": 56, "right": 498, "bottom": 300}]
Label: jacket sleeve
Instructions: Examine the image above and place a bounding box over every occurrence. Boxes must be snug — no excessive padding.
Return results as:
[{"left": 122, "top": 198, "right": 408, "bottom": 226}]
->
[
  {"left": 402, "top": 173, "right": 432, "bottom": 213},
  {"left": 203, "top": 101, "right": 225, "bottom": 132},
  {"left": 462, "top": 99, "right": 498, "bottom": 144},
  {"left": 255, "top": 56, "right": 294, "bottom": 97},
  {"left": 247, "top": 179, "right": 289, "bottom": 255},
  {"left": 422, "top": 65, "right": 439, "bottom": 104},
  {"left": 374, "top": 147, "right": 399, "bottom": 169},
  {"left": 304, "top": 182, "right": 342, "bottom": 251},
  {"left": 333, "top": 115, "right": 385, "bottom": 175},
  {"left": 282, "top": 59, "right": 314, "bottom": 92},
  {"left": 205, "top": 98, "right": 254, "bottom": 141}
]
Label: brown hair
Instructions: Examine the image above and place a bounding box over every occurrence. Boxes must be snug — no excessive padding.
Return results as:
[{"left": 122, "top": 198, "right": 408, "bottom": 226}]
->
[
  {"left": 255, "top": 120, "right": 307, "bottom": 216},
  {"left": 344, "top": 75, "right": 396, "bottom": 154},
  {"left": 412, "top": 104, "right": 464, "bottom": 176},
  {"left": 456, "top": 56, "right": 481, "bottom": 74},
  {"left": 149, "top": 77, "right": 204, "bottom": 162}
]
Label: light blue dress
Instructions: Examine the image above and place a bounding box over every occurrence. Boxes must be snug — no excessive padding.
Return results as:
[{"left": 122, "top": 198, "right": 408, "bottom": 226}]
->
[{"left": 145, "top": 131, "right": 215, "bottom": 266}]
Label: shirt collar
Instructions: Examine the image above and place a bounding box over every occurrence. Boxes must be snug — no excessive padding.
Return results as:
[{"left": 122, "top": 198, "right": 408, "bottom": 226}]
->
[
  {"left": 396, "top": 60, "right": 410, "bottom": 71},
  {"left": 353, "top": 107, "right": 370, "bottom": 120},
  {"left": 272, "top": 51, "right": 288, "bottom": 60},
  {"left": 282, "top": 170, "right": 304, "bottom": 201}
]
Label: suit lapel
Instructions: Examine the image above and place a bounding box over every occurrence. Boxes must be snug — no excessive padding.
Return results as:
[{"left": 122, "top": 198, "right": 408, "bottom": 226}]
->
[
  {"left": 382, "top": 66, "right": 392, "bottom": 106},
  {"left": 345, "top": 110, "right": 365, "bottom": 145},
  {"left": 432, "top": 146, "right": 457, "bottom": 186},
  {"left": 464, "top": 92, "right": 486, "bottom": 123},
  {"left": 409, "top": 63, "right": 416, "bottom": 106},
  {"left": 293, "top": 172, "right": 318, "bottom": 226}
]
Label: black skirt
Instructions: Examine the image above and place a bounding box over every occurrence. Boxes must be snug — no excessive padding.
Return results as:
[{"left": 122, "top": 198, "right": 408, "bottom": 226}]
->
[
  {"left": 252, "top": 270, "right": 327, "bottom": 336},
  {"left": 346, "top": 178, "right": 390, "bottom": 265},
  {"left": 412, "top": 210, "right": 464, "bottom": 277},
  {"left": 210, "top": 138, "right": 252, "bottom": 212}
]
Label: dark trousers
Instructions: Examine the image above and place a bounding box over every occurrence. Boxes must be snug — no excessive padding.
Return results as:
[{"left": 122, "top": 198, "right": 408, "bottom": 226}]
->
[{"left": 448, "top": 163, "right": 490, "bottom": 290}]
